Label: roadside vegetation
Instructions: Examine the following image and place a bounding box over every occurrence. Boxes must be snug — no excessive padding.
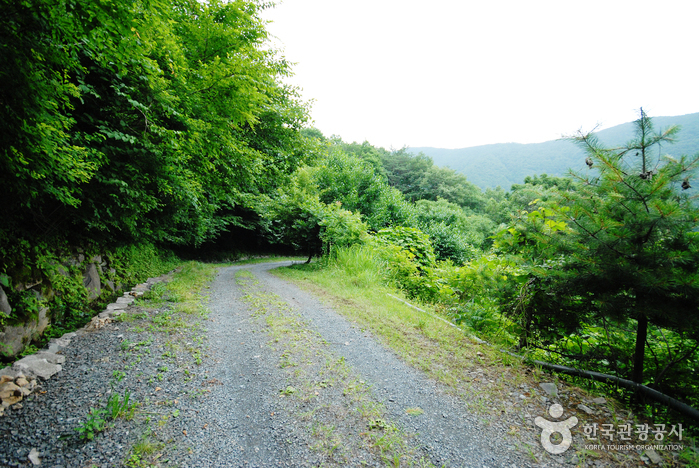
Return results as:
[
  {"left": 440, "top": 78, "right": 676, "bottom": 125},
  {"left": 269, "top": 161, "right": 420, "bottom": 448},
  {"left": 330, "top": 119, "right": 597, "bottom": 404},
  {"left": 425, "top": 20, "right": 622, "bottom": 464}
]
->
[
  {"left": 2, "top": 0, "right": 699, "bottom": 465},
  {"left": 73, "top": 261, "right": 218, "bottom": 466}
]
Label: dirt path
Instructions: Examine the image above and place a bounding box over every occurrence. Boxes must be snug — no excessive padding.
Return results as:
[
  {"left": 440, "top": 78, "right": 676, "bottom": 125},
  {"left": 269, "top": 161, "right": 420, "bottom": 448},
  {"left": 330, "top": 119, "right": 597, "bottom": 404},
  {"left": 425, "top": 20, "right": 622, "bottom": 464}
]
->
[
  {"left": 0, "top": 261, "right": 537, "bottom": 467},
  {"left": 189, "top": 261, "right": 531, "bottom": 467}
]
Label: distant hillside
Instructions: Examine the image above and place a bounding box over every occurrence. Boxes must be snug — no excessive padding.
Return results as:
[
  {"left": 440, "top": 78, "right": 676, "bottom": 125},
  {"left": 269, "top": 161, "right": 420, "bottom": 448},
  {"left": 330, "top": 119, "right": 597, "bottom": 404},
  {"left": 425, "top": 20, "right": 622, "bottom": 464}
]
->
[{"left": 409, "top": 113, "right": 699, "bottom": 190}]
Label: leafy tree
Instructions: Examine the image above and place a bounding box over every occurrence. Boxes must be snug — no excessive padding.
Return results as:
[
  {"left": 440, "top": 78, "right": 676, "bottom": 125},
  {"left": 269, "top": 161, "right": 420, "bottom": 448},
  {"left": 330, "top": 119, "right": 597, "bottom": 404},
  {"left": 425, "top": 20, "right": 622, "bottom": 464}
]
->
[
  {"left": 418, "top": 166, "right": 487, "bottom": 212},
  {"left": 414, "top": 199, "right": 495, "bottom": 263},
  {"left": 261, "top": 167, "right": 367, "bottom": 261},
  {"left": 1, "top": 0, "right": 308, "bottom": 249},
  {"left": 336, "top": 140, "right": 389, "bottom": 179},
  {"left": 310, "top": 145, "right": 416, "bottom": 230},
  {"left": 498, "top": 110, "right": 699, "bottom": 386},
  {"left": 380, "top": 149, "right": 485, "bottom": 211}
]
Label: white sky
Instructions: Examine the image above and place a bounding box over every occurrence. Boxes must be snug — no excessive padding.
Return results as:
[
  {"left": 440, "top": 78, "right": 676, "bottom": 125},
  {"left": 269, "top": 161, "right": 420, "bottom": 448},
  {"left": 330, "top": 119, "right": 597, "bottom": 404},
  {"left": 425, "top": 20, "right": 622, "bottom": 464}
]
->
[{"left": 261, "top": 0, "right": 699, "bottom": 150}]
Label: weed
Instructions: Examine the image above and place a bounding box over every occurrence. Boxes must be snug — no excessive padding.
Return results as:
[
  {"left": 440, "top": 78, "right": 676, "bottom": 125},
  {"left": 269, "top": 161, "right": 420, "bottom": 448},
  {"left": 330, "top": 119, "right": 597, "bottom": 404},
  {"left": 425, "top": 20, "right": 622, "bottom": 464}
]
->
[
  {"left": 112, "top": 370, "right": 126, "bottom": 382},
  {"left": 106, "top": 389, "right": 137, "bottom": 420},
  {"left": 115, "top": 311, "right": 148, "bottom": 323},
  {"left": 75, "top": 408, "right": 108, "bottom": 440},
  {"left": 126, "top": 429, "right": 164, "bottom": 468},
  {"left": 18, "top": 344, "right": 39, "bottom": 358},
  {"left": 368, "top": 419, "right": 388, "bottom": 431}
]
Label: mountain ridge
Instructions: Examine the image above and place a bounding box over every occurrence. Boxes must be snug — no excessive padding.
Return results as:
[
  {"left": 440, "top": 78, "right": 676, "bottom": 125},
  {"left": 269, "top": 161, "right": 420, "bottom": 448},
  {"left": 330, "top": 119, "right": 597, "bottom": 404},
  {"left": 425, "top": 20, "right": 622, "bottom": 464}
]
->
[{"left": 408, "top": 112, "right": 699, "bottom": 190}]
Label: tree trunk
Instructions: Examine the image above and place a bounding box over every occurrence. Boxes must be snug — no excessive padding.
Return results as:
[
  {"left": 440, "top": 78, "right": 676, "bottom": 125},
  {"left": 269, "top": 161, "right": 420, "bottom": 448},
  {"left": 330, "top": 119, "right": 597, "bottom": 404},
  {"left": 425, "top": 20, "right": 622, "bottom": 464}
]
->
[{"left": 632, "top": 314, "right": 648, "bottom": 384}]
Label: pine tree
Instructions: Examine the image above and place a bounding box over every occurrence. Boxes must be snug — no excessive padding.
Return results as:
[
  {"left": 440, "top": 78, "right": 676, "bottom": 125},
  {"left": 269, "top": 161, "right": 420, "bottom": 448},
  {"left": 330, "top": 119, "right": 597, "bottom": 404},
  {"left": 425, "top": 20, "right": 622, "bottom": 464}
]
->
[
  {"left": 500, "top": 109, "right": 699, "bottom": 386},
  {"left": 563, "top": 109, "right": 699, "bottom": 384}
]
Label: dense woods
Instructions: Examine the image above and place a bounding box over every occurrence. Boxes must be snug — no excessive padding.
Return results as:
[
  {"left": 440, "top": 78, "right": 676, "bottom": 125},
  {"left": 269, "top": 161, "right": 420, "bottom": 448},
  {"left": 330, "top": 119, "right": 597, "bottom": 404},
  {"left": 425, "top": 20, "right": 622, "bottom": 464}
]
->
[{"left": 2, "top": 0, "right": 699, "bottom": 423}]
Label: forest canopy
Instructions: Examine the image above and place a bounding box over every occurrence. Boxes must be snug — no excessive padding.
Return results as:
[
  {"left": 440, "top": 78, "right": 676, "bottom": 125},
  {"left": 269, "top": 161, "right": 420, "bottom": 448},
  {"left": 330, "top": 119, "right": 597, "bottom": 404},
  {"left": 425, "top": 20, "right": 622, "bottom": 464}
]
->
[{"left": 1, "top": 0, "right": 310, "bottom": 249}]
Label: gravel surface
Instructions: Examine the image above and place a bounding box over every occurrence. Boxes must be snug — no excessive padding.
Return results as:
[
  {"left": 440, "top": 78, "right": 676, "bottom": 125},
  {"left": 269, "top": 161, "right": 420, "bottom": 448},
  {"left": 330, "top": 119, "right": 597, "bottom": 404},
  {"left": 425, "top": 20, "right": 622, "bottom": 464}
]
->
[{"left": 0, "top": 261, "right": 549, "bottom": 467}]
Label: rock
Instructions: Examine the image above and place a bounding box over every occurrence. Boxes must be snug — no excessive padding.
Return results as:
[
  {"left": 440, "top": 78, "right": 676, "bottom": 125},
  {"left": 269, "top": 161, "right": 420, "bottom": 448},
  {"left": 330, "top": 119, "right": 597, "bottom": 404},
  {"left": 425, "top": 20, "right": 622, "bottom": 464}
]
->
[
  {"left": 0, "top": 381, "right": 21, "bottom": 398},
  {"left": 83, "top": 263, "right": 101, "bottom": 300},
  {"left": 47, "top": 336, "right": 72, "bottom": 354},
  {"left": 539, "top": 382, "right": 558, "bottom": 398},
  {"left": 592, "top": 397, "right": 606, "bottom": 405},
  {"left": 85, "top": 317, "right": 112, "bottom": 330},
  {"left": 0, "top": 374, "right": 14, "bottom": 384},
  {"left": 116, "top": 296, "right": 134, "bottom": 304},
  {"left": 107, "top": 303, "right": 128, "bottom": 311},
  {"left": 0, "top": 382, "right": 23, "bottom": 406},
  {"left": 28, "top": 448, "right": 41, "bottom": 466},
  {"left": 34, "top": 352, "right": 65, "bottom": 365},
  {"left": 0, "top": 285, "right": 11, "bottom": 316},
  {"left": 577, "top": 404, "right": 594, "bottom": 414},
  {"left": 0, "top": 306, "right": 49, "bottom": 358},
  {"left": 15, "top": 377, "right": 29, "bottom": 387},
  {"left": 645, "top": 448, "right": 662, "bottom": 464},
  {"left": 12, "top": 354, "right": 63, "bottom": 380}
]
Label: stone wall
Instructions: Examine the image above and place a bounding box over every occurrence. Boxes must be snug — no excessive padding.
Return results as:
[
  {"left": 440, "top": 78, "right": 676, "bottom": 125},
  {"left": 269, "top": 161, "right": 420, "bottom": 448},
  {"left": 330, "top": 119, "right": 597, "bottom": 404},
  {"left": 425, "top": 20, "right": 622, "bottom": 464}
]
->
[{"left": 0, "top": 253, "right": 119, "bottom": 359}]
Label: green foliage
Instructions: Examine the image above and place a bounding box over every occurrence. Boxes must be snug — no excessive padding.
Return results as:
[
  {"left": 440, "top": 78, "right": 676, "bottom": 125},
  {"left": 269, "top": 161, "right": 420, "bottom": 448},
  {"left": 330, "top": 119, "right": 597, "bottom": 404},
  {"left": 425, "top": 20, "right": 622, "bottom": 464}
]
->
[
  {"left": 76, "top": 389, "right": 136, "bottom": 440},
  {"left": 380, "top": 149, "right": 486, "bottom": 211},
  {"left": 497, "top": 109, "right": 699, "bottom": 389},
  {"left": 414, "top": 198, "right": 496, "bottom": 263},
  {"left": 109, "top": 243, "right": 179, "bottom": 287},
  {"left": 374, "top": 226, "right": 435, "bottom": 270},
  {"left": 2, "top": 288, "right": 41, "bottom": 326},
  {"left": 0, "top": 239, "right": 178, "bottom": 358},
  {"left": 309, "top": 144, "right": 416, "bottom": 230},
  {"left": 106, "top": 389, "right": 137, "bottom": 420},
  {"left": 319, "top": 203, "right": 369, "bottom": 251},
  {"left": 261, "top": 168, "right": 368, "bottom": 259},
  {"left": 437, "top": 254, "right": 519, "bottom": 344},
  {"left": 1, "top": 0, "right": 309, "bottom": 250},
  {"left": 329, "top": 245, "right": 384, "bottom": 288},
  {"left": 1, "top": 0, "right": 313, "bottom": 353},
  {"left": 368, "top": 227, "right": 441, "bottom": 300},
  {"left": 75, "top": 407, "right": 108, "bottom": 440}
]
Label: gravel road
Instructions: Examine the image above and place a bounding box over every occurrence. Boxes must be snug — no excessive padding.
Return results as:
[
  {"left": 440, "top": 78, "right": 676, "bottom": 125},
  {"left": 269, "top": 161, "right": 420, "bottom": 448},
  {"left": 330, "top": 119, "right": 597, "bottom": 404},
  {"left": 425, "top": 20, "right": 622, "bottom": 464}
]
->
[{"left": 0, "top": 261, "right": 542, "bottom": 467}]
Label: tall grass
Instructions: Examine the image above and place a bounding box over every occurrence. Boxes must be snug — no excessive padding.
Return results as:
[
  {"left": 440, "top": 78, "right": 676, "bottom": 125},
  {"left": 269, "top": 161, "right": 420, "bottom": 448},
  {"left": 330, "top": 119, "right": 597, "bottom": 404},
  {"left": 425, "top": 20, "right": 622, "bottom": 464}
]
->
[{"left": 328, "top": 244, "right": 385, "bottom": 288}]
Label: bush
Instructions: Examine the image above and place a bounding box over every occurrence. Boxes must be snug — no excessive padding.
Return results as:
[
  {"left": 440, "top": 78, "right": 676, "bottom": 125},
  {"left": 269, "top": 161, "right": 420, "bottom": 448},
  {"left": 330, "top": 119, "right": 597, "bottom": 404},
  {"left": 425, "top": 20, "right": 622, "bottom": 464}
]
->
[
  {"left": 374, "top": 226, "right": 435, "bottom": 270},
  {"left": 109, "top": 243, "right": 180, "bottom": 287},
  {"left": 366, "top": 228, "right": 441, "bottom": 301},
  {"left": 319, "top": 202, "right": 368, "bottom": 252}
]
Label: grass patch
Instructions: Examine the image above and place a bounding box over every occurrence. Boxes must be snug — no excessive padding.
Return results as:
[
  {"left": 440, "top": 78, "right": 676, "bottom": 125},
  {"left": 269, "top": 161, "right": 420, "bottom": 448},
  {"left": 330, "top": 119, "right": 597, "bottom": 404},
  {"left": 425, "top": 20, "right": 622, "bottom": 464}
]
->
[
  {"left": 106, "top": 261, "right": 218, "bottom": 465},
  {"left": 273, "top": 248, "right": 693, "bottom": 467},
  {"left": 274, "top": 260, "right": 513, "bottom": 408}
]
